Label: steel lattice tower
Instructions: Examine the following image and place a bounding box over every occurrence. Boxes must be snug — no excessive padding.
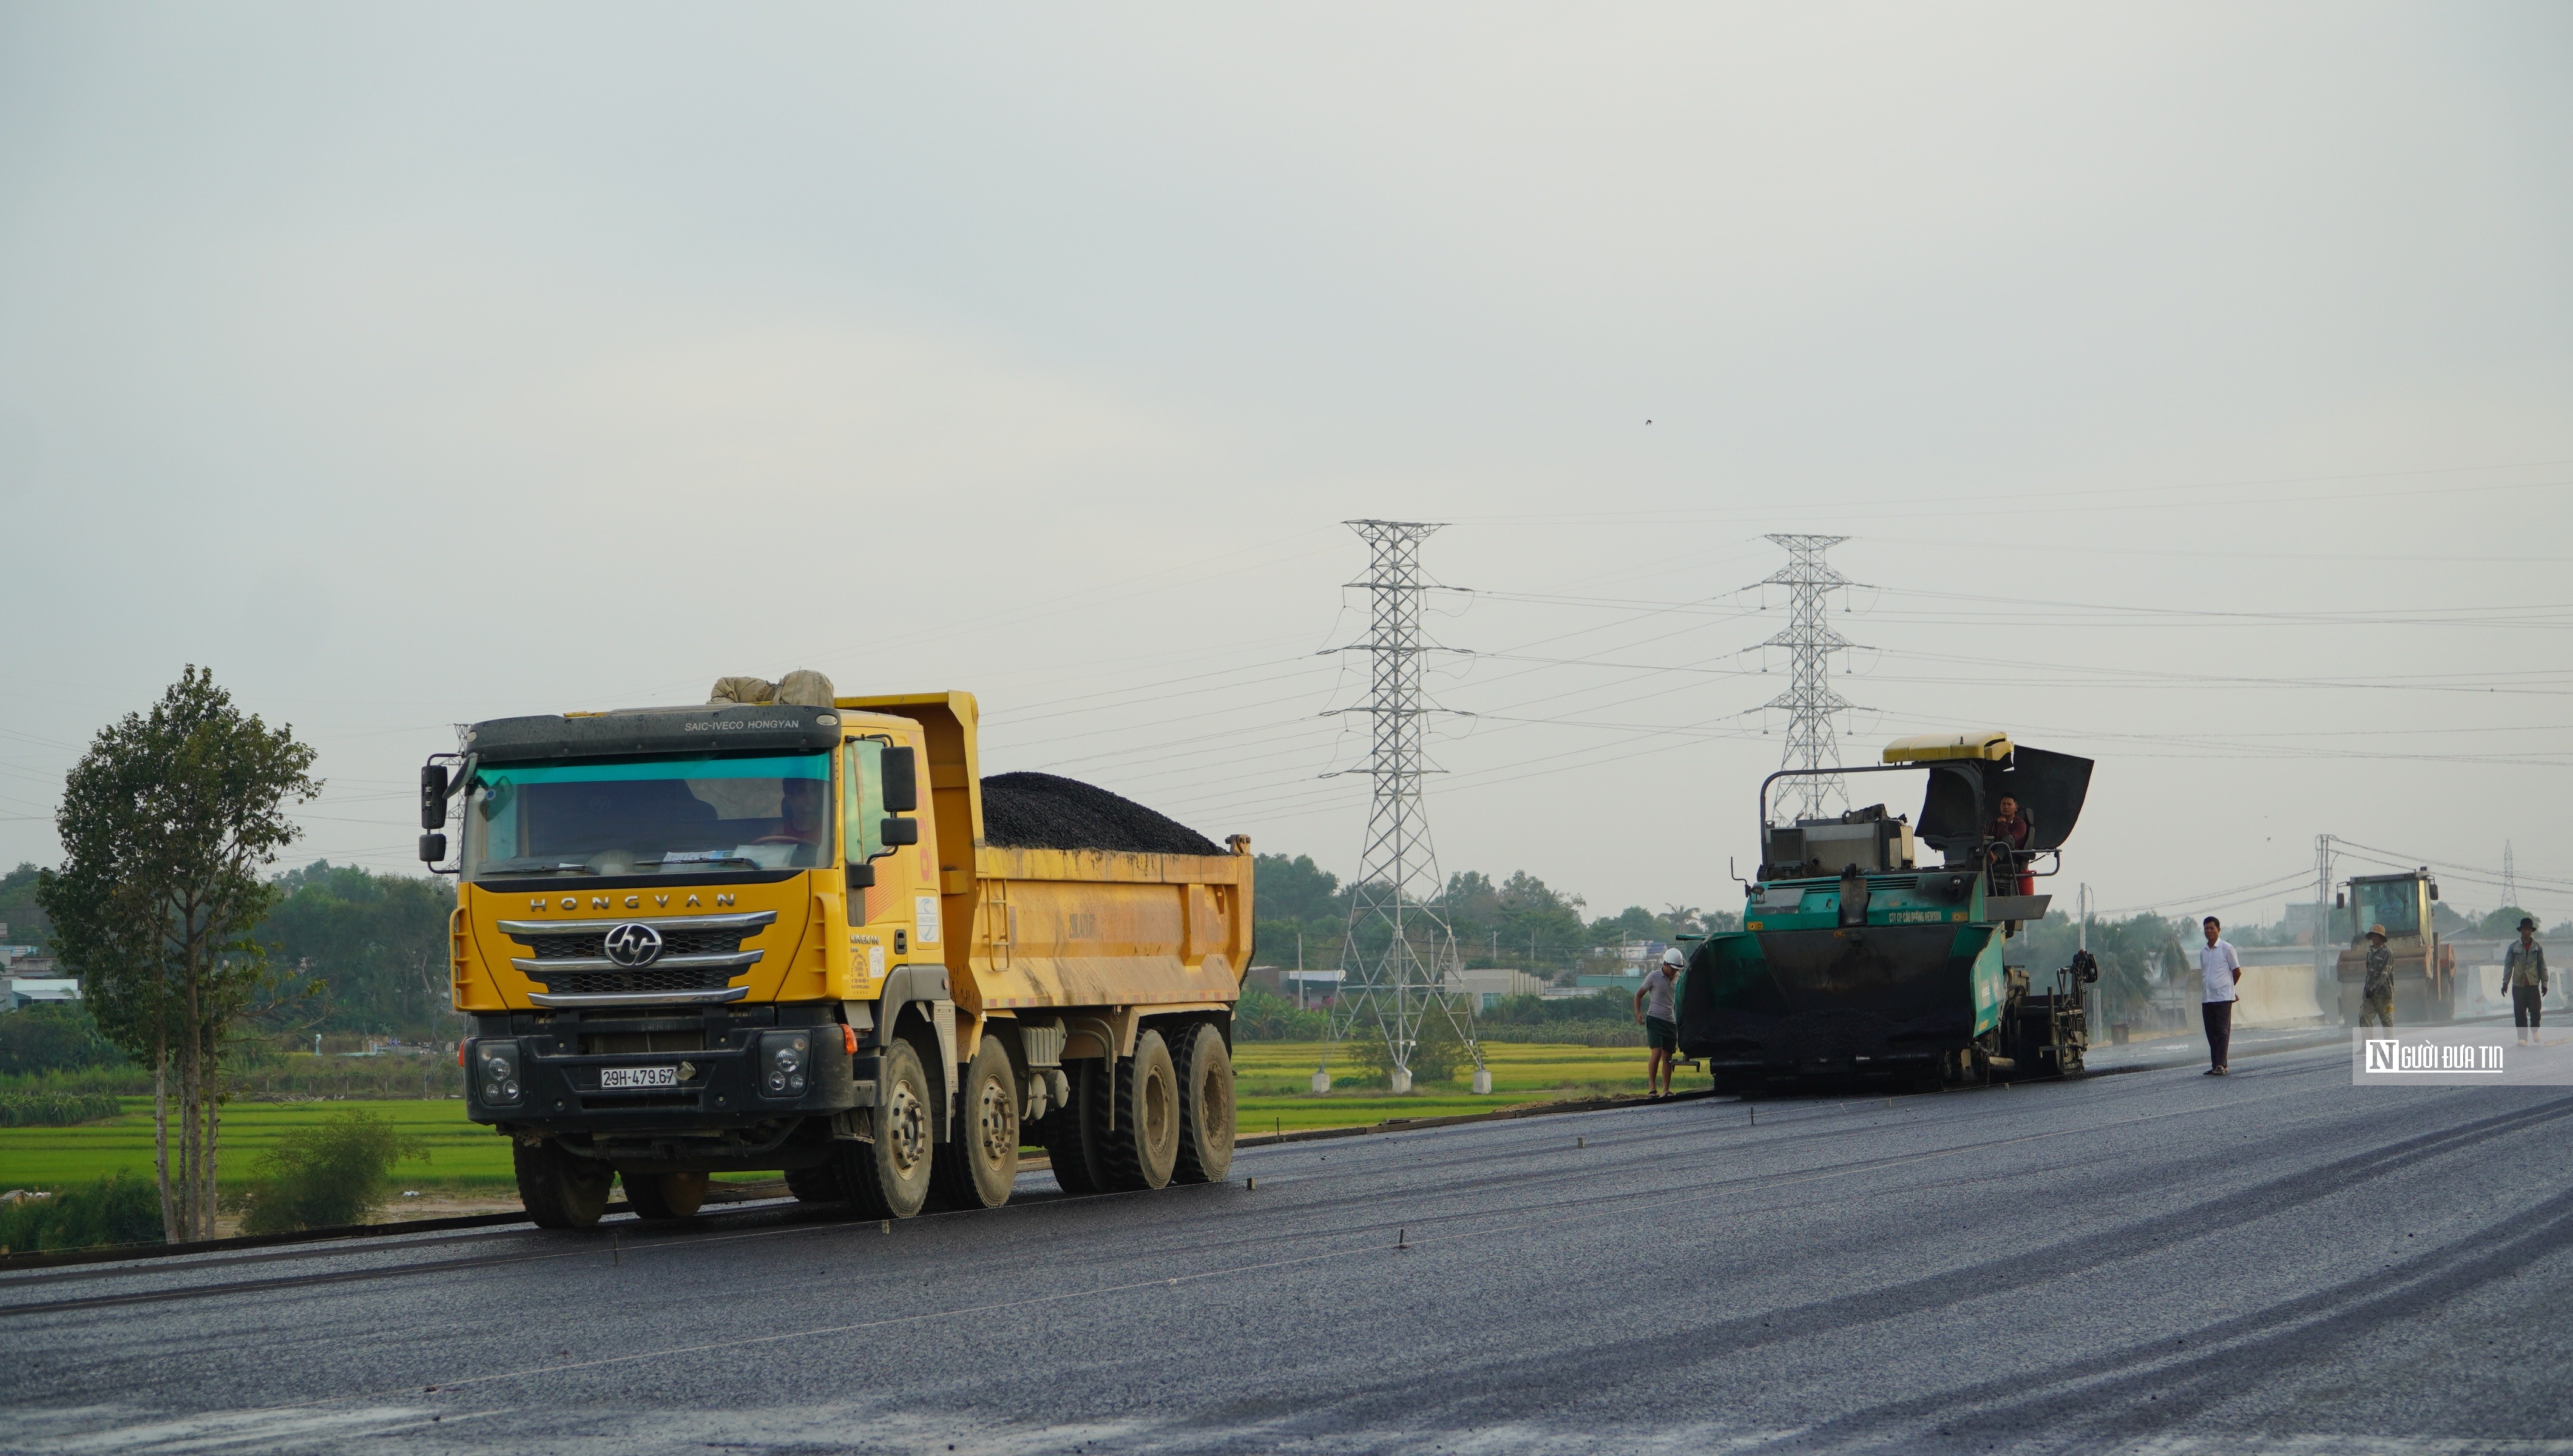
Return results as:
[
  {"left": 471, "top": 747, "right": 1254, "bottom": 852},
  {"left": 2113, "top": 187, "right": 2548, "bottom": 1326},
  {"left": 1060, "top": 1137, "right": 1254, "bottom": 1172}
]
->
[
  {"left": 1756, "top": 534, "right": 1865, "bottom": 821},
  {"left": 2504, "top": 841, "right": 2520, "bottom": 912},
  {"left": 1318, "top": 520, "right": 1487, "bottom": 1097}
]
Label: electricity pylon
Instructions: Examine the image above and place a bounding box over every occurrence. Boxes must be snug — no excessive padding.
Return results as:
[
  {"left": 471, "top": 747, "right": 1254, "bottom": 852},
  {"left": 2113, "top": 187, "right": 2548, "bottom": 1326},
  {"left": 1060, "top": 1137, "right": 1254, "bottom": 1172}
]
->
[
  {"left": 1317, "top": 520, "right": 1487, "bottom": 1097},
  {"left": 1756, "top": 534, "right": 1867, "bottom": 821}
]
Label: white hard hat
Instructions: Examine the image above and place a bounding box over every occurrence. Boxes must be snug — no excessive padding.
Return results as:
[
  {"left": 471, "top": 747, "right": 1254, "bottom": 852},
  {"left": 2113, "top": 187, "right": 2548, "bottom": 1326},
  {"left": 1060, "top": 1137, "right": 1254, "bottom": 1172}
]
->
[{"left": 1661, "top": 946, "right": 1688, "bottom": 968}]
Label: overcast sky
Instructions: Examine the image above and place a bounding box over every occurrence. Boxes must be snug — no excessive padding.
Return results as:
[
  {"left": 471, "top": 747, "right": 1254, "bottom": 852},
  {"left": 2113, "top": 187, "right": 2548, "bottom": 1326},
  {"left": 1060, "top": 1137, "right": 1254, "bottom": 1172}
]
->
[{"left": 4, "top": 4, "right": 2568, "bottom": 937}]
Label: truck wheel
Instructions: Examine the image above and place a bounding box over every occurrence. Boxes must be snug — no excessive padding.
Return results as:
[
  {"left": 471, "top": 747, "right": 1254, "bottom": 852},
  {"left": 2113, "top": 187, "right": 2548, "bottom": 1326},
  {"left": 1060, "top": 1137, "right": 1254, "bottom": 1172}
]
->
[
  {"left": 838, "top": 1037, "right": 933, "bottom": 1219},
  {"left": 1171, "top": 1022, "right": 1235, "bottom": 1185},
  {"left": 1037, "top": 1061, "right": 1106, "bottom": 1196},
  {"left": 514, "top": 1139, "right": 612, "bottom": 1230},
  {"left": 931, "top": 1037, "right": 1019, "bottom": 1210},
  {"left": 623, "top": 1171, "right": 708, "bottom": 1220},
  {"left": 1098, "top": 1029, "right": 1181, "bottom": 1192},
  {"left": 784, "top": 1163, "right": 844, "bottom": 1204}
]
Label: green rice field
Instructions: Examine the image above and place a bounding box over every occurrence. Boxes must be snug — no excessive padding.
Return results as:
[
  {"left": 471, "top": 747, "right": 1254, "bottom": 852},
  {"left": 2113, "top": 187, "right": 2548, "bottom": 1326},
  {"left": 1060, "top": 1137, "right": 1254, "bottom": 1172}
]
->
[
  {"left": 0, "top": 1040, "right": 1660, "bottom": 1192},
  {"left": 0, "top": 1097, "right": 513, "bottom": 1191}
]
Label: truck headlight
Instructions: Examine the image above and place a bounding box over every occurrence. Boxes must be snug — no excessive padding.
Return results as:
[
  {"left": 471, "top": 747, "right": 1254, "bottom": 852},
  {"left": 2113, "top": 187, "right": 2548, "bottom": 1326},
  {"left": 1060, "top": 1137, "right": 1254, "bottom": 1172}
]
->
[
  {"left": 476, "top": 1041, "right": 522, "bottom": 1107},
  {"left": 763, "top": 1033, "right": 810, "bottom": 1097}
]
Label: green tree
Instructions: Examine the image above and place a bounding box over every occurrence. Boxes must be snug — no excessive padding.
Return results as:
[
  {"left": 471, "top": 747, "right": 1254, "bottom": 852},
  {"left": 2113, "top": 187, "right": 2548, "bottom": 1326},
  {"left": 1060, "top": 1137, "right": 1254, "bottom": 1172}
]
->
[
  {"left": 0, "top": 1172, "right": 163, "bottom": 1253},
  {"left": 261, "top": 862, "right": 456, "bottom": 1037},
  {"left": 0, "top": 862, "right": 52, "bottom": 949},
  {"left": 1251, "top": 853, "right": 1344, "bottom": 923},
  {"left": 1234, "top": 982, "right": 1330, "bottom": 1041},
  {"left": 0, "top": 1002, "right": 129, "bottom": 1076},
  {"left": 2478, "top": 905, "right": 2537, "bottom": 938},
  {"left": 1349, "top": 1008, "right": 1466, "bottom": 1088},
  {"left": 2020, "top": 910, "right": 2188, "bottom": 1024},
  {"left": 232, "top": 1108, "right": 428, "bottom": 1233},
  {"left": 37, "top": 668, "right": 320, "bottom": 1242},
  {"left": 1442, "top": 869, "right": 1589, "bottom": 974}
]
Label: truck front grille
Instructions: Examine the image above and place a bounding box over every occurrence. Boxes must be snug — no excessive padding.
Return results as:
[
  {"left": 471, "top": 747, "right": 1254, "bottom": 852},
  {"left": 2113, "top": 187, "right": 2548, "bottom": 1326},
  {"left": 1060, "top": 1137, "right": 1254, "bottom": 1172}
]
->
[
  {"left": 493, "top": 911, "right": 779, "bottom": 1005},
  {"left": 519, "top": 926, "right": 753, "bottom": 960},
  {"left": 534, "top": 965, "right": 740, "bottom": 997}
]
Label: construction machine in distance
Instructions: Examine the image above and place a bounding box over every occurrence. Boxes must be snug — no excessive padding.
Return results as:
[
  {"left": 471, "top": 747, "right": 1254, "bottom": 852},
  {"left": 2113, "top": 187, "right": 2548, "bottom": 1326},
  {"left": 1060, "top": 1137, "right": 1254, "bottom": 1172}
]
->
[
  {"left": 1677, "top": 730, "right": 2099, "bottom": 1092},
  {"left": 2335, "top": 869, "right": 2455, "bottom": 1023},
  {"left": 419, "top": 673, "right": 1252, "bottom": 1229}
]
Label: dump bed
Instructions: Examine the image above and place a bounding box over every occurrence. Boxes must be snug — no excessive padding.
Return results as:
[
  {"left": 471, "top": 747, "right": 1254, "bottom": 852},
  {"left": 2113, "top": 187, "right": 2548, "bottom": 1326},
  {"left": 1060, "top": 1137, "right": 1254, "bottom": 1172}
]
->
[{"left": 838, "top": 692, "right": 1252, "bottom": 1022}]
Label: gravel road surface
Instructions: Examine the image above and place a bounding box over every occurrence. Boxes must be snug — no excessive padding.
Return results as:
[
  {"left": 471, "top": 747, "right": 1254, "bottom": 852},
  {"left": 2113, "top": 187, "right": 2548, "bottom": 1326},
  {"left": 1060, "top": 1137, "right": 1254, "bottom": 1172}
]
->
[{"left": 8, "top": 1037, "right": 2569, "bottom": 1455}]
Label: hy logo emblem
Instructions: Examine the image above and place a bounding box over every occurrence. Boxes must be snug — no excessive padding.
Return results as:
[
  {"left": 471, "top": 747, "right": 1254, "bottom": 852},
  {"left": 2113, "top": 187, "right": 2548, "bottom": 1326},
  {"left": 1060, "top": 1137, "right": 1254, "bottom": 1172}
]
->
[{"left": 601, "top": 923, "right": 666, "bottom": 968}]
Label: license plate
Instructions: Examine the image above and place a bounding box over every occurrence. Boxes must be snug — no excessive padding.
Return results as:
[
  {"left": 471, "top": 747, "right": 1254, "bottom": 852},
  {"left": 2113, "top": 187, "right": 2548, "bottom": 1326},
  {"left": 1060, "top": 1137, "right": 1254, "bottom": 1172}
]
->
[{"left": 600, "top": 1065, "right": 678, "bottom": 1090}]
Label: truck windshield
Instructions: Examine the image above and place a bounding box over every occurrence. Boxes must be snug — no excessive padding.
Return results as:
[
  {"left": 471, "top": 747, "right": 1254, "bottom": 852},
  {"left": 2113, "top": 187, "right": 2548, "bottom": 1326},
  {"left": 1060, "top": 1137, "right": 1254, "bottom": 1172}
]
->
[
  {"left": 2350, "top": 879, "right": 2421, "bottom": 939},
  {"left": 462, "top": 753, "right": 833, "bottom": 880}
]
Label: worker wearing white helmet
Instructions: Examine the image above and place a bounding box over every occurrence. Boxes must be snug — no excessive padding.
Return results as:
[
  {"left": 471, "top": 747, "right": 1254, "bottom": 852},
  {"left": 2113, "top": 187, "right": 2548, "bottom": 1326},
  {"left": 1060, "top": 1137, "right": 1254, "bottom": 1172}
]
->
[{"left": 1635, "top": 946, "right": 1688, "bottom": 1098}]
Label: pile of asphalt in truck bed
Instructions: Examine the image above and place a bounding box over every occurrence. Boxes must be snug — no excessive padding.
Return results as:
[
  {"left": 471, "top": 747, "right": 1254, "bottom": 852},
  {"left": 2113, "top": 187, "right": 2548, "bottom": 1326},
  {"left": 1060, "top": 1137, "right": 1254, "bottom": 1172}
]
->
[{"left": 980, "top": 772, "right": 1223, "bottom": 857}]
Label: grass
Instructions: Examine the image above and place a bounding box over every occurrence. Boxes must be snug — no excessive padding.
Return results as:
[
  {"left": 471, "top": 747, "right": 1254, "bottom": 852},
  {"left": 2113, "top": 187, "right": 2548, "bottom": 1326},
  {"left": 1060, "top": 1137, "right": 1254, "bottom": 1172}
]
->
[
  {"left": 0, "top": 1099, "right": 517, "bottom": 1192},
  {"left": 0, "top": 1042, "right": 1661, "bottom": 1191},
  {"left": 1231, "top": 1039, "right": 1657, "bottom": 1134}
]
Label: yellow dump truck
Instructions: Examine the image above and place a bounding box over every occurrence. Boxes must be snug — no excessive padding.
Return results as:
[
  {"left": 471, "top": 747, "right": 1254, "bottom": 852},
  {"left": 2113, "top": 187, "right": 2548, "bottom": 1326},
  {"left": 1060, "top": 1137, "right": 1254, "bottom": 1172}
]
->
[{"left": 420, "top": 679, "right": 1253, "bottom": 1228}]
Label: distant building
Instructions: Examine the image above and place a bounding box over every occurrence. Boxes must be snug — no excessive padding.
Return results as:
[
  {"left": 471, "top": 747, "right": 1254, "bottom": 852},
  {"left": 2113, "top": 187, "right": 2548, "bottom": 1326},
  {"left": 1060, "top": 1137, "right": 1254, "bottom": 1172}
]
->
[
  {"left": 1442, "top": 968, "right": 1544, "bottom": 1009},
  {"left": 3, "top": 976, "right": 81, "bottom": 1012},
  {"left": 1277, "top": 968, "right": 1343, "bottom": 1006}
]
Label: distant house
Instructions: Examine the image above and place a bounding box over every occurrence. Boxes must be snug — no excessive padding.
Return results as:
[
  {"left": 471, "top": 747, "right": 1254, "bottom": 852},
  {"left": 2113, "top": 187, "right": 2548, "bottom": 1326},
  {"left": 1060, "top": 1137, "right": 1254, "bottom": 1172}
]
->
[
  {"left": 1278, "top": 969, "right": 1344, "bottom": 1006},
  {"left": 3, "top": 974, "right": 81, "bottom": 1011},
  {"left": 1443, "top": 968, "right": 1545, "bottom": 1008}
]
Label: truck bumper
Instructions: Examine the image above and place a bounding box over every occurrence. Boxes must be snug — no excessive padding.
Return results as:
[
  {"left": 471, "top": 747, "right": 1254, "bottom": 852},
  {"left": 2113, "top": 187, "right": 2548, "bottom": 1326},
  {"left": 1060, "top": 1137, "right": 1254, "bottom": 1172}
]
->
[{"left": 464, "top": 1006, "right": 870, "bottom": 1139}]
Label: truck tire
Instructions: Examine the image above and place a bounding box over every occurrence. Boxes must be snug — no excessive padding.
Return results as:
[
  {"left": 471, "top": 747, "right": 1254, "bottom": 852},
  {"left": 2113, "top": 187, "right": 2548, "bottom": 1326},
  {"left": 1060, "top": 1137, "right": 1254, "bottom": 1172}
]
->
[
  {"left": 1097, "top": 1029, "right": 1181, "bottom": 1193},
  {"left": 837, "top": 1037, "right": 933, "bottom": 1220},
  {"left": 1171, "top": 1022, "right": 1235, "bottom": 1185},
  {"left": 784, "top": 1163, "right": 844, "bottom": 1204},
  {"left": 931, "top": 1037, "right": 1019, "bottom": 1210},
  {"left": 1037, "top": 1061, "right": 1106, "bottom": 1196},
  {"left": 623, "top": 1171, "right": 708, "bottom": 1220},
  {"left": 515, "top": 1139, "right": 612, "bottom": 1230}
]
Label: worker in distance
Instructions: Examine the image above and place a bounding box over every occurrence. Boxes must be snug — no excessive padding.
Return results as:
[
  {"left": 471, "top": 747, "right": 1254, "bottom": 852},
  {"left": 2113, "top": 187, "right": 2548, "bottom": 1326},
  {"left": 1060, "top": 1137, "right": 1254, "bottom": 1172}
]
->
[
  {"left": 1636, "top": 946, "right": 1685, "bottom": 1098},
  {"left": 2360, "top": 923, "right": 2395, "bottom": 1030}
]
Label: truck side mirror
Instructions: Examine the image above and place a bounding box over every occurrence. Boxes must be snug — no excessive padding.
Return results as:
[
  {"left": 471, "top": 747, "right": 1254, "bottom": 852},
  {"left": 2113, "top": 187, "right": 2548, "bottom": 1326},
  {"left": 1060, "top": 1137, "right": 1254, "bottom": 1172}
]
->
[
  {"left": 2429, "top": 883, "right": 2439, "bottom": 902},
  {"left": 882, "top": 747, "right": 918, "bottom": 814},
  {"left": 2335, "top": 892, "right": 2344, "bottom": 909},
  {"left": 846, "top": 863, "right": 876, "bottom": 889},
  {"left": 419, "top": 832, "right": 448, "bottom": 864},
  {"left": 420, "top": 764, "right": 450, "bottom": 831},
  {"left": 881, "top": 817, "right": 920, "bottom": 846}
]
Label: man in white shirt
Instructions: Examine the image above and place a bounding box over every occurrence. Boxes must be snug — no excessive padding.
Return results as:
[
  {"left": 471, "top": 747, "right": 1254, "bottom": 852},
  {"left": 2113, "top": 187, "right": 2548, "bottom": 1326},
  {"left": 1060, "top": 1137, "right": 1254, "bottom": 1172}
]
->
[
  {"left": 1635, "top": 947, "right": 1686, "bottom": 1097},
  {"left": 2198, "top": 915, "right": 2242, "bottom": 1076}
]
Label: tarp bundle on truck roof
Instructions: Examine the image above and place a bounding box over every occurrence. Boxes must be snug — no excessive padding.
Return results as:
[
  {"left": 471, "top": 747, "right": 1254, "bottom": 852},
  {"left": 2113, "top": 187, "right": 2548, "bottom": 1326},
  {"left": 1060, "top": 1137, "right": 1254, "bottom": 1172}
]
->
[{"left": 980, "top": 772, "right": 1222, "bottom": 857}]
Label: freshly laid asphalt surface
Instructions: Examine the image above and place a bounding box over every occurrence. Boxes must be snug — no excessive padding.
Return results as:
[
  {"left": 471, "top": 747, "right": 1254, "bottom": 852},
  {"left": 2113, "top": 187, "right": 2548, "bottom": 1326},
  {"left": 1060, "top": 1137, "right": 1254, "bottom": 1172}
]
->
[{"left": 9, "top": 1033, "right": 2572, "bottom": 1455}]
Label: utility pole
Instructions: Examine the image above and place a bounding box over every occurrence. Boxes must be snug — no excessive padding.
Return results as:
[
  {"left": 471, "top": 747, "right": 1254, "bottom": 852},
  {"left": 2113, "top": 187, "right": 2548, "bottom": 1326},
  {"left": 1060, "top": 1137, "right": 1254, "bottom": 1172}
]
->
[
  {"left": 1754, "top": 534, "right": 1867, "bottom": 821},
  {"left": 2314, "top": 834, "right": 2337, "bottom": 1009},
  {"left": 1316, "top": 520, "right": 1490, "bottom": 1097}
]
